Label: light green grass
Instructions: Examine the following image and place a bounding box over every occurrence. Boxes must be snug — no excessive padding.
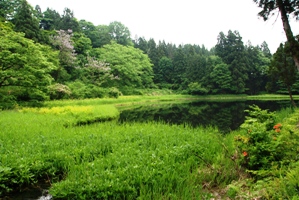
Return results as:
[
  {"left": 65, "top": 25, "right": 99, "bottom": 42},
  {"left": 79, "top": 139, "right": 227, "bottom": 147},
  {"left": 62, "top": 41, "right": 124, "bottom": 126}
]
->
[
  {"left": 1, "top": 97, "right": 298, "bottom": 199},
  {"left": 0, "top": 108, "right": 238, "bottom": 199},
  {"left": 43, "top": 94, "right": 297, "bottom": 108}
]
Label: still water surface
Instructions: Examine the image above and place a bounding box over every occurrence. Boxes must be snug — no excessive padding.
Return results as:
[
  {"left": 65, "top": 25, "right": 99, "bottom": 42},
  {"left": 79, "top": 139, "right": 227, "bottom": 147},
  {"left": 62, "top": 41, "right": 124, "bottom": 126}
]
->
[{"left": 118, "top": 100, "right": 296, "bottom": 133}]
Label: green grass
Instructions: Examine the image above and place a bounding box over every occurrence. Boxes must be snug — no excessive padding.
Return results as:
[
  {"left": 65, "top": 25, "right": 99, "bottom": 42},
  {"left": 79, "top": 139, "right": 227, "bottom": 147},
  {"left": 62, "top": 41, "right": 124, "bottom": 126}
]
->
[
  {"left": 0, "top": 106, "right": 238, "bottom": 199},
  {"left": 1, "top": 96, "right": 299, "bottom": 199},
  {"left": 43, "top": 94, "right": 298, "bottom": 108}
]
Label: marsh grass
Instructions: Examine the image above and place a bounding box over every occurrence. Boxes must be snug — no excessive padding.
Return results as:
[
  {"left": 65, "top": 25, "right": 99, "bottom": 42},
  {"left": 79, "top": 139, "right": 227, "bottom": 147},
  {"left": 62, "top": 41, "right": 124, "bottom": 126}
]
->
[
  {"left": 1, "top": 98, "right": 297, "bottom": 199},
  {"left": 0, "top": 107, "right": 238, "bottom": 199},
  {"left": 20, "top": 105, "right": 119, "bottom": 126}
]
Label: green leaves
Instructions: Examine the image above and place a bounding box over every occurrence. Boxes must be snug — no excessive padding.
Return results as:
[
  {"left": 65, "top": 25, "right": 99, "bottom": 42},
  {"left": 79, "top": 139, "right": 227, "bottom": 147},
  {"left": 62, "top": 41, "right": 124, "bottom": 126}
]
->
[
  {"left": 94, "top": 41, "right": 154, "bottom": 89},
  {"left": 0, "top": 22, "right": 59, "bottom": 106}
]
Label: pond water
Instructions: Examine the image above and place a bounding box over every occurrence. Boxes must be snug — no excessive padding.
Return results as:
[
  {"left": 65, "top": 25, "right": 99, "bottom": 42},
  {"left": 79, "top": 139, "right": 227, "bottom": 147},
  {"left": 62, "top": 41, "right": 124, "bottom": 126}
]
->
[{"left": 118, "top": 100, "right": 296, "bottom": 133}]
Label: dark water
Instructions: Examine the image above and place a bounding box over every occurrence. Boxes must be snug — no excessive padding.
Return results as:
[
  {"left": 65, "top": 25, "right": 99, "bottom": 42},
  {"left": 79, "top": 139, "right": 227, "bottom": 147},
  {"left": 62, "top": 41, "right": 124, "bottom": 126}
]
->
[{"left": 118, "top": 100, "right": 296, "bottom": 133}]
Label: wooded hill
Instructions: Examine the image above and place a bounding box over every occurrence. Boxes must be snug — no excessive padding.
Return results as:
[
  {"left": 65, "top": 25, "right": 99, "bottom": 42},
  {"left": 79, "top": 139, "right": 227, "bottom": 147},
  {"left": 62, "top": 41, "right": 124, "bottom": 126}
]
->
[{"left": 1, "top": 0, "right": 298, "bottom": 108}]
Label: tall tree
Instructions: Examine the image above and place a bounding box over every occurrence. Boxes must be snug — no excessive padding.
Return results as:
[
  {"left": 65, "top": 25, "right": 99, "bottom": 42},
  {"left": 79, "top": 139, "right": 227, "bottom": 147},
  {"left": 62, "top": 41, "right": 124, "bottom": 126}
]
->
[
  {"left": 49, "top": 30, "right": 76, "bottom": 82},
  {"left": 134, "top": 37, "right": 148, "bottom": 53},
  {"left": 270, "top": 43, "right": 297, "bottom": 106},
  {"left": 12, "top": 0, "right": 41, "bottom": 42},
  {"left": 96, "top": 25, "right": 112, "bottom": 47},
  {"left": 58, "top": 8, "right": 80, "bottom": 32},
  {"left": 40, "top": 8, "right": 61, "bottom": 30},
  {"left": 79, "top": 20, "right": 102, "bottom": 48},
  {"left": 215, "top": 30, "right": 248, "bottom": 93},
  {"left": 0, "top": 22, "right": 59, "bottom": 104},
  {"left": 108, "top": 21, "right": 133, "bottom": 46},
  {"left": 0, "top": 0, "right": 21, "bottom": 20},
  {"left": 245, "top": 42, "right": 270, "bottom": 94},
  {"left": 253, "top": 0, "right": 299, "bottom": 71},
  {"left": 93, "top": 41, "right": 154, "bottom": 89},
  {"left": 172, "top": 45, "right": 187, "bottom": 89},
  {"left": 260, "top": 41, "right": 272, "bottom": 58}
]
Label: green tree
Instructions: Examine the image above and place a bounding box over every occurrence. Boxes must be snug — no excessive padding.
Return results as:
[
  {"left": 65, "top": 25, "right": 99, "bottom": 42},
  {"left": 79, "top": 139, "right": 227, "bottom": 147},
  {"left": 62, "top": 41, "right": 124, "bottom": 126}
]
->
[
  {"left": 82, "top": 57, "right": 115, "bottom": 87},
  {"left": 96, "top": 25, "right": 112, "bottom": 47},
  {"left": 79, "top": 20, "right": 103, "bottom": 48},
  {"left": 172, "top": 46, "right": 187, "bottom": 89},
  {"left": 108, "top": 21, "right": 133, "bottom": 46},
  {"left": 49, "top": 30, "right": 76, "bottom": 82},
  {"left": 209, "top": 63, "right": 232, "bottom": 94},
  {"left": 270, "top": 43, "right": 297, "bottom": 106},
  {"left": 260, "top": 41, "right": 272, "bottom": 58},
  {"left": 245, "top": 43, "right": 270, "bottom": 94},
  {"left": 134, "top": 37, "right": 148, "bottom": 54},
  {"left": 40, "top": 8, "right": 61, "bottom": 30},
  {"left": 157, "top": 56, "right": 173, "bottom": 87},
  {"left": 0, "top": 0, "right": 21, "bottom": 20},
  {"left": 253, "top": 0, "right": 299, "bottom": 71},
  {"left": 12, "top": 0, "right": 41, "bottom": 42},
  {"left": 58, "top": 8, "right": 80, "bottom": 32},
  {"left": 0, "top": 22, "right": 58, "bottom": 105},
  {"left": 215, "top": 30, "right": 248, "bottom": 93},
  {"left": 93, "top": 41, "right": 154, "bottom": 89}
]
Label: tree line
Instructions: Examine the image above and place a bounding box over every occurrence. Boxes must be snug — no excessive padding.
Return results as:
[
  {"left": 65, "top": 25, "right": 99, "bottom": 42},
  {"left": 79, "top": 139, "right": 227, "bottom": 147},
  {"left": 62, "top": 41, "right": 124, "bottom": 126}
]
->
[{"left": 0, "top": 0, "right": 298, "bottom": 108}]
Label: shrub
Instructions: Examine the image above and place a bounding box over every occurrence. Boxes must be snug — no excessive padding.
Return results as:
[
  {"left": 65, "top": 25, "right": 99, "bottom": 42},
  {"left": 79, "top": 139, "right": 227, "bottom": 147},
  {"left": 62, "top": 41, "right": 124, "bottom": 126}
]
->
[
  {"left": 187, "top": 82, "right": 208, "bottom": 95},
  {"left": 48, "top": 83, "right": 72, "bottom": 100},
  {"left": 108, "top": 87, "right": 122, "bottom": 98}
]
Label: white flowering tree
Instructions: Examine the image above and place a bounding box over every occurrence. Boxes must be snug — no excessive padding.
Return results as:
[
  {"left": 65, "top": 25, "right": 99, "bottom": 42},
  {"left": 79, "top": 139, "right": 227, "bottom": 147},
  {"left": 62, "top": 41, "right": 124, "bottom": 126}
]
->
[{"left": 50, "top": 29, "right": 77, "bottom": 82}]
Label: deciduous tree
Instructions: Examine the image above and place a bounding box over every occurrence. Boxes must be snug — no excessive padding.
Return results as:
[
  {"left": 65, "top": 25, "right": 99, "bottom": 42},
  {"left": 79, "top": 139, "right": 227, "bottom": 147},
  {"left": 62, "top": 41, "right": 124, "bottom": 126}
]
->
[{"left": 0, "top": 22, "right": 58, "bottom": 104}]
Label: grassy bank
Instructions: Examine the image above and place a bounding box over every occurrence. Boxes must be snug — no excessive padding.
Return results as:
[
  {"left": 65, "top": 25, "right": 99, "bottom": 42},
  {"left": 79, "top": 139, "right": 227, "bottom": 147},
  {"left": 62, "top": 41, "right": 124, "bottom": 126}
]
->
[{"left": 43, "top": 94, "right": 299, "bottom": 108}]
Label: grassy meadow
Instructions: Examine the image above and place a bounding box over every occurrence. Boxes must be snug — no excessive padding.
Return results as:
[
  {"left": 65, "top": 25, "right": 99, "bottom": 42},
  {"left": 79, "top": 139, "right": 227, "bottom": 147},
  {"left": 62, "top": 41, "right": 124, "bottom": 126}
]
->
[{"left": 1, "top": 95, "right": 299, "bottom": 199}]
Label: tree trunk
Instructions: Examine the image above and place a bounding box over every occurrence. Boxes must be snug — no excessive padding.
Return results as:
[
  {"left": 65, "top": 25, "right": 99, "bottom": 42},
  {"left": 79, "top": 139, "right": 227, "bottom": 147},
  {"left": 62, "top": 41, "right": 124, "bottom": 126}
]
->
[
  {"left": 287, "top": 85, "right": 297, "bottom": 107},
  {"left": 277, "top": 0, "right": 299, "bottom": 72}
]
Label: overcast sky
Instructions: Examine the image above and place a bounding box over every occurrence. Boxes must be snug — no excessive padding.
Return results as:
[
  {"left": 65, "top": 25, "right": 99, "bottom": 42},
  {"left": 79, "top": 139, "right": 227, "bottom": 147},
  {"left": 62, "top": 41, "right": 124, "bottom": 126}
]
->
[{"left": 27, "top": 0, "right": 299, "bottom": 53}]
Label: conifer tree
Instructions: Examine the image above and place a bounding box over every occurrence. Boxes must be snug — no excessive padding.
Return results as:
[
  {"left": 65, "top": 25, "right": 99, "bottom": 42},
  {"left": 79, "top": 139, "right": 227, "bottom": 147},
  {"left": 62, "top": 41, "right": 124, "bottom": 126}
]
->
[{"left": 12, "top": 0, "right": 41, "bottom": 42}]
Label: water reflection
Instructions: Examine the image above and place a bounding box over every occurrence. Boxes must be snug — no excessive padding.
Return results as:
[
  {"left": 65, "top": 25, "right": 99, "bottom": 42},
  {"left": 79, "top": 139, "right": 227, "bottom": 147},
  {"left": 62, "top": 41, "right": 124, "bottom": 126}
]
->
[{"left": 118, "top": 100, "right": 295, "bottom": 133}]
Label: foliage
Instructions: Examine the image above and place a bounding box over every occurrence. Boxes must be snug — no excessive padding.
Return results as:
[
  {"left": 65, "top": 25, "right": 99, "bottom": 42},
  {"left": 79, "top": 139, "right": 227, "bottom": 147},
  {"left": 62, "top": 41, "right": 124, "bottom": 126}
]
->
[
  {"left": 108, "top": 87, "right": 122, "bottom": 98},
  {"left": 187, "top": 82, "right": 209, "bottom": 95},
  {"left": 0, "top": 23, "right": 58, "bottom": 106},
  {"left": 253, "top": 0, "right": 299, "bottom": 73},
  {"left": 82, "top": 56, "right": 115, "bottom": 87},
  {"left": 233, "top": 106, "right": 299, "bottom": 199},
  {"left": 12, "top": 0, "right": 41, "bottom": 42},
  {"left": 235, "top": 105, "right": 276, "bottom": 170},
  {"left": 215, "top": 30, "right": 248, "bottom": 94},
  {"left": 0, "top": 107, "right": 235, "bottom": 199},
  {"left": 93, "top": 41, "right": 155, "bottom": 89},
  {"left": 108, "top": 21, "right": 133, "bottom": 46},
  {"left": 269, "top": 43, "right": 298, "bottom": 106},
  {"left": 49, "top": 29, "right": 76, "bottom": 82},
  {"left": 66, "top": 81, "right": 108, "bottom": 99},
  {"left": 48, "top": 83, "right": 72, "bottom": 100}
]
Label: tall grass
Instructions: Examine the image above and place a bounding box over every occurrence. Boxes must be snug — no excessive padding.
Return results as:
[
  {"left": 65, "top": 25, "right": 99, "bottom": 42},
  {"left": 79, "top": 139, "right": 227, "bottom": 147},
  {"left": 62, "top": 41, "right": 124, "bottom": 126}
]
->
[
  {"left": 0, "top": 108, "right": 238, "bottom": 199},
  {"left": 1, "top": 100, "right": 297, "bottom": 199}
]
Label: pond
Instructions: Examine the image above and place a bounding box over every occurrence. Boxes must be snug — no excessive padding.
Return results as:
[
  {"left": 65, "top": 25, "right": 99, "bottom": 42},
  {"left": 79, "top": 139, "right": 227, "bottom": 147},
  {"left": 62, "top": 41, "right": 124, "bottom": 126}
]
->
[{"left": 118, "top": 100, "right": 296, "bottom": 133}]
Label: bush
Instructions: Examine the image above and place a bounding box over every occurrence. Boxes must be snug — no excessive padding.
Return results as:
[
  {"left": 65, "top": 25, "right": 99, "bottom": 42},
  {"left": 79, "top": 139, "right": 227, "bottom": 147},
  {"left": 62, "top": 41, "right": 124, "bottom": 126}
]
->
[
  {"left": 48, "top": 83, "right": 72, "bottom": 100},
  {"left": 187, "top": 82, "right": 208, "bottom": 95},
  {"left": 108, "top": 87, "right": 122, "bottom": 98}
]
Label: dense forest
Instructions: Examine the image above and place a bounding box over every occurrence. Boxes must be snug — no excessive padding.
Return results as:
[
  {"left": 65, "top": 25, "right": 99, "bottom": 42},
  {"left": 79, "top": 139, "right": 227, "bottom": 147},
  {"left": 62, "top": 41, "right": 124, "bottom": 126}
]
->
[{"left": 1, "top": 0, "right": 299, "bottom": 108}]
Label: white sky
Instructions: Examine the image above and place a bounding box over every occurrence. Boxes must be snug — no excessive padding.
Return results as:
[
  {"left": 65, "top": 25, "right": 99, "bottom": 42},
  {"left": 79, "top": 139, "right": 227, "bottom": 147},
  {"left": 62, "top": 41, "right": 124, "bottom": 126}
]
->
[{"left": 27, "top": 0, "right": 299, "bottom": 53}]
